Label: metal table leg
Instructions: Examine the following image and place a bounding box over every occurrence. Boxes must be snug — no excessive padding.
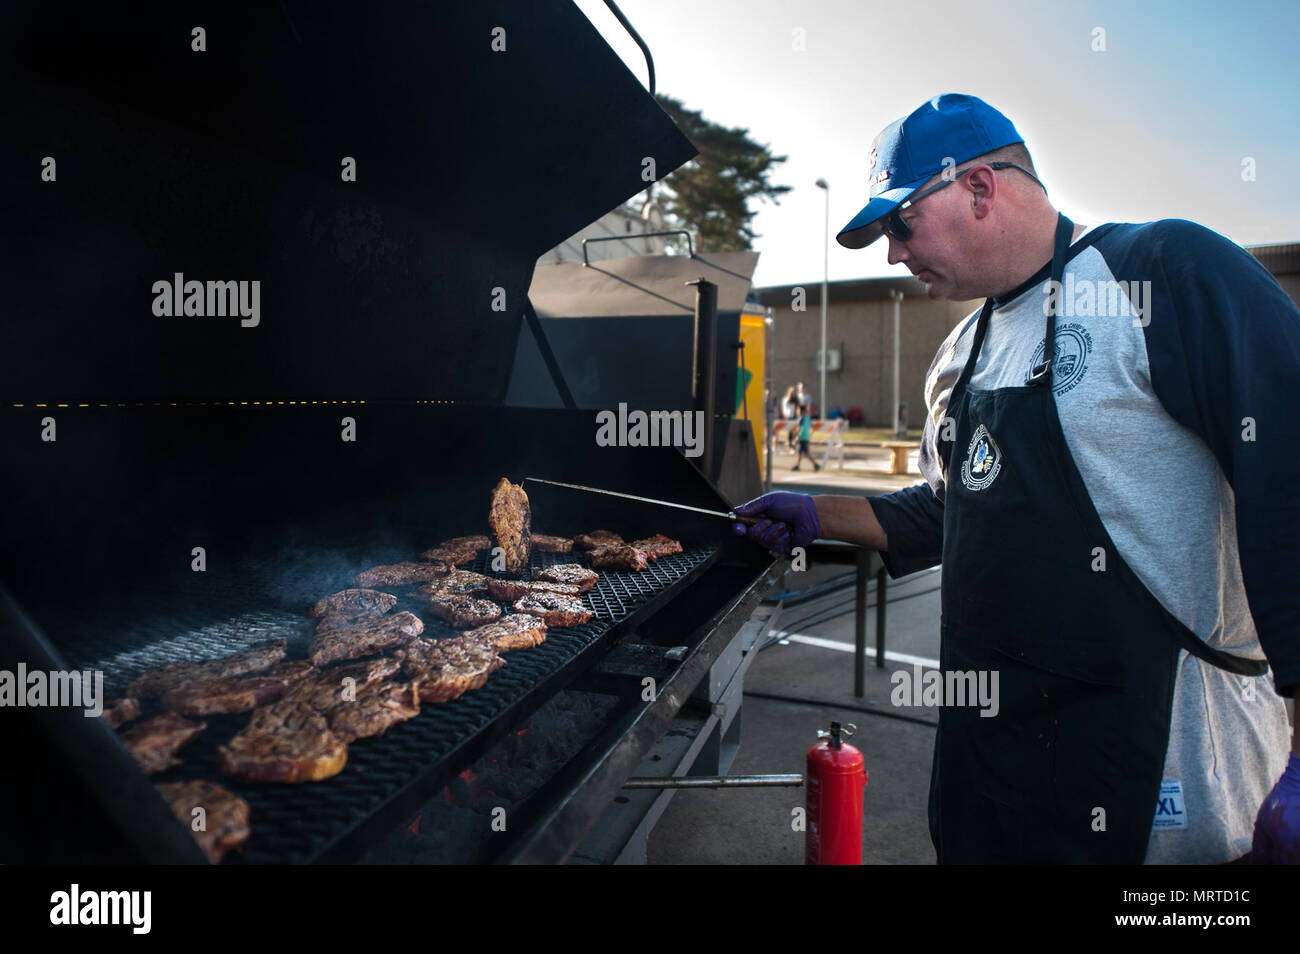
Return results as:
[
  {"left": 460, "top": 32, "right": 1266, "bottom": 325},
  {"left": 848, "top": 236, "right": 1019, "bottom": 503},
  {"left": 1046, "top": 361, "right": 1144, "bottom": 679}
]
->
[
  {"left": 875, "top": 567, "right": 887, "bottom": 668},
  {"left": 854, "top": 548, "right": 868, "bottom": 696}
]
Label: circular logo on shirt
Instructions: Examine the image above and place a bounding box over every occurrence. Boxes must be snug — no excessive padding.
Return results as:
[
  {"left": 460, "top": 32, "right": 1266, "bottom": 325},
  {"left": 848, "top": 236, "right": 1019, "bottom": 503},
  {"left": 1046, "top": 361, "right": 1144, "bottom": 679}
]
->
[
  {"left": 1028, "top": 323, "right": 1093, "bottom": 395},
  {"left": 960, "top": 424, "right": 1002, "bottom": 492}
]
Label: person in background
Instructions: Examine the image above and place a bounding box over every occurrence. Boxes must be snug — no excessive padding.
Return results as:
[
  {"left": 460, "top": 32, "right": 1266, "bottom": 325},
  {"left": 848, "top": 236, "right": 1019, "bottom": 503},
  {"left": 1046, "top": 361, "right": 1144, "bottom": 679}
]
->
[
  {"left": 781, "top": 385, "right": 799, "bottom": 450},
  {"left": 792, "top": 403, "right": 820, "bottom": 472}
]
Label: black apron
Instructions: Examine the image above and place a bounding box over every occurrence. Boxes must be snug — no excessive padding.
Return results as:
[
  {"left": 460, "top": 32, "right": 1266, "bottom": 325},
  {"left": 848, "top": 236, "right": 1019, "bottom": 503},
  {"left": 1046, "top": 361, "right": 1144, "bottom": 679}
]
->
[{"left": 931, "top": 214, "right": 1267, "bottom": 864}]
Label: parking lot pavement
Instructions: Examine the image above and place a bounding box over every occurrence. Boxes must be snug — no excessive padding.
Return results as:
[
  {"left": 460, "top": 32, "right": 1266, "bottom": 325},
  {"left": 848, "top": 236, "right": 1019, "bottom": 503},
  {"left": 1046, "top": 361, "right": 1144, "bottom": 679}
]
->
[{"left": 648, "top": 567, "right": 943, "bottom": 865}]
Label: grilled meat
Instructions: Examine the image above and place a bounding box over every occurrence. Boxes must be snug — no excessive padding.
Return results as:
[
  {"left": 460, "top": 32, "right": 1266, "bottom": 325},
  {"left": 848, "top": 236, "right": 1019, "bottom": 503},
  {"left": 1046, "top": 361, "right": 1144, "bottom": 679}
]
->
[
  {"left": 126, "top": 640, "right": 288, "bottom": 699},
  {"left": 463, "top": 614, "right": 548, "bottom": 652},
  {"left": 421, "top": 534, "right": 491, "bottom": 564},
  {"left": 629, "top": 534, "right": 683, "bottom": 562},
  {"left": 488, "top": 477, "right": 531, "bottom": 577},
  {"left": 306, "top": 588, "right": 398, "bottom": 619},
  {"left": 155, "top": 780, "right": 251, "bottom": 864},
  {"left": 418, "top": 544, "right": 479, "bottom": 566},
  {"left": 163, "top": 660, "right": 317, "bottom": 716},
  {"left": 416, "top": 569, "right": 493, "bottom": 598},
  {"left": 512, "top": 591, "right": 593, "bottom": 628},
  {"left": 121, "top": 712, "right": 207, "bottom": 774},
  {"left": 326, "top": 680, "right": 421, "bottom": 743},
  {"left": 425, "top": 593, "right": 502, "bottom": 628},
  {"left": 396, "top": 636, "right": 505, "bottom": 703},
  {"left": 587, "top": 544, "right": 649, "bottom": 572},
  {"left": 354, "top": 562, "right": 450, "bottom": 588},
  {"left": 102, "top": 697, "right": 141, "bottom": 729},
  {"left": 307, "top": 611, "right": 424, "bottom": 666},
  {"left": 441, "top": 534, "right": 491, "bottom": 552},
  {"left": 216, "top": 701, "right": 348, "bottom": 783},
  {"left": 574, "top": 530, "right": 622, "bottom": 550},
  {"left": 284, "top": 656, "right": 403, "bottom": 709},
  {"left": 530, "top": 533, "right": 574, "bottom": 553},
  {"left": 485, "top": 577, "right": 581, "bottom": 601},
  {"left": 532, "top": 563, "right": 598, "bottom": 591}
]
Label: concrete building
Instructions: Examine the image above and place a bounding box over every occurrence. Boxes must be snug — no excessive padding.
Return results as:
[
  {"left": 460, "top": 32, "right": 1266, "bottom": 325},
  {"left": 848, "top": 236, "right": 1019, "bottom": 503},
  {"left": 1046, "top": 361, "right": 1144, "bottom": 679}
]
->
[
  {"left": 757, "top": 240, "right": 1300, "bottom": 429},
  {"left": 1249, "top": 242, "right": 1300, "bottom": 305},
  {"left": 754, "top": 277, "right": 977, "bottom": 429}
]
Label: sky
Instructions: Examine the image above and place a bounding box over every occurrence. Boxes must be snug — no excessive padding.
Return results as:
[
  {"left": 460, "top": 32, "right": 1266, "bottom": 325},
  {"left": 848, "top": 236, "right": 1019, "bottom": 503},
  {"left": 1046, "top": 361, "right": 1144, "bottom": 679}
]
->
[{"left": 571, "top": 0, "right": 1300, "bottom": 290}]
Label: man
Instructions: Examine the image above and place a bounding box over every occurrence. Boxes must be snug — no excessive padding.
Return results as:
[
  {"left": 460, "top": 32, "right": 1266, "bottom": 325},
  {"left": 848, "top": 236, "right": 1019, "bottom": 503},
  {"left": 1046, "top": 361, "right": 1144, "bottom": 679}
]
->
[{"left": 733, "top": 94, "right": 1300, "bottom": 864}]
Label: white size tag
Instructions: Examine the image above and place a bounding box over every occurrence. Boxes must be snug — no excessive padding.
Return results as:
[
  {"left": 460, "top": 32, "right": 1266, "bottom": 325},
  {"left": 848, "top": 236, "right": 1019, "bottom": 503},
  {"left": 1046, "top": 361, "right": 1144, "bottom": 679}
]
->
[{"left": 1152, "top": 780, "right": 1189, "bottom": 830}]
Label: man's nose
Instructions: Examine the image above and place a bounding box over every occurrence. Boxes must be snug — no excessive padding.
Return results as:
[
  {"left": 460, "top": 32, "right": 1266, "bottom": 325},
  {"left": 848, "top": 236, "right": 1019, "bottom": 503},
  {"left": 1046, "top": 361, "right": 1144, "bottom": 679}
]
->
[{"left": 885, "top": 234, "right": 909, "bottom": 265}]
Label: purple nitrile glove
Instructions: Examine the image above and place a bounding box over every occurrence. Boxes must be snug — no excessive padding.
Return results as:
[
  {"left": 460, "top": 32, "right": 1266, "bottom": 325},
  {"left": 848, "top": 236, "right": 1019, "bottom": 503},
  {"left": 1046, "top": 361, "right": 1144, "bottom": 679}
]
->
[
  {"left": 731, "top": 492, "right": 821, "bottom": 556},
  {"left": 1252, "top": 753, "right": 1300, "bottom": 864}
]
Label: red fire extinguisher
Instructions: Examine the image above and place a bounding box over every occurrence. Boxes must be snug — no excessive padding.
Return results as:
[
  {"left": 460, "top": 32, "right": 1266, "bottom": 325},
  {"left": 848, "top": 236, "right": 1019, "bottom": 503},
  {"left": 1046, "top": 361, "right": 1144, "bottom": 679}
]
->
[{"left": 806, "top": 721, "right": 866, "bottom": 865}]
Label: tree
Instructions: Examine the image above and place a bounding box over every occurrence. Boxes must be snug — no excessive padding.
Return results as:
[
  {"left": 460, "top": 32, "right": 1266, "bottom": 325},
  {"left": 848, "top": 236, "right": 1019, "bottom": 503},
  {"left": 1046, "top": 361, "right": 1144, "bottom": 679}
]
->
[{"left": 646, "top": 94, "right": 792, "bottom": 254}]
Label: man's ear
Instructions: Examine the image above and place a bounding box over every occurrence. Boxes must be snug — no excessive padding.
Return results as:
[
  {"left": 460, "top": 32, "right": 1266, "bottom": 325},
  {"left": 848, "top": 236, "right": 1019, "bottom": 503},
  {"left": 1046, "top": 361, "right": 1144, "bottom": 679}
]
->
[{"left": 966, "top": 165, "right": 998, "bottom": 221}]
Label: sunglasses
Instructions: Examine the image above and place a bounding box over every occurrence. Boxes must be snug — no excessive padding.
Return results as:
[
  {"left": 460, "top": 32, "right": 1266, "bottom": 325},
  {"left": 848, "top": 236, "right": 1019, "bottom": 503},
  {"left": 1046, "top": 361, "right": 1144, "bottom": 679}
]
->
[{"left": 882, "top": 161, "right": 1044, "bottom": 242}]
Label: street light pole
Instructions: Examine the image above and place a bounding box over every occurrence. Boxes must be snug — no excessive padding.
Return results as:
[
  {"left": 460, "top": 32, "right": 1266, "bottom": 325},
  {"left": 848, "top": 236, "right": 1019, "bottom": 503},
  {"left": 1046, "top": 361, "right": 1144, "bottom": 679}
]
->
[
  {"left": 815, "top": 178, "right": 829, "bottom": 421},
  {"left": 890, "top": 287, "right": 903, "bottom": 437}
]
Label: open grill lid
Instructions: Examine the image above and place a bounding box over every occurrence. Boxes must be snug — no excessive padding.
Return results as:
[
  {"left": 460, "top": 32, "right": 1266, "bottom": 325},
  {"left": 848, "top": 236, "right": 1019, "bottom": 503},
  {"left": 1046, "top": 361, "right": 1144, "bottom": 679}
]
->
[{"left": 0, "top": 0, "right": 697, "bottom": 406}]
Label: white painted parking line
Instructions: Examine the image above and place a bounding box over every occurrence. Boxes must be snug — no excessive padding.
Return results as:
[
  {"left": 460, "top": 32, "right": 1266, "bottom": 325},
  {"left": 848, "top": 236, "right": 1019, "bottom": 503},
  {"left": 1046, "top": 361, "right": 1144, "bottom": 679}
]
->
[{"left": 774, "top": 631, "right": 940, "bottom": 669}]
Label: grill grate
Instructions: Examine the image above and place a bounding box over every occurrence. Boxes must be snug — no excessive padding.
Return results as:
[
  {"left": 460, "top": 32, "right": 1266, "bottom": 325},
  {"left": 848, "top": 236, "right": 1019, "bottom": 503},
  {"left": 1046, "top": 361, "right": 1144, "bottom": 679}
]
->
[{"left": 53, "top": 544, "right": 717, "bottom": 864}]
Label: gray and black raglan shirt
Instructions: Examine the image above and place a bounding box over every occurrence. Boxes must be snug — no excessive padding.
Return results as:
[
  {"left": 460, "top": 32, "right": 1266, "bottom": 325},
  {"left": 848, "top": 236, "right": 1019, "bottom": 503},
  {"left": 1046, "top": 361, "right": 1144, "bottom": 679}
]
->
[{"left": 868, "top": 219, "right": 1298, "bottom": 864}]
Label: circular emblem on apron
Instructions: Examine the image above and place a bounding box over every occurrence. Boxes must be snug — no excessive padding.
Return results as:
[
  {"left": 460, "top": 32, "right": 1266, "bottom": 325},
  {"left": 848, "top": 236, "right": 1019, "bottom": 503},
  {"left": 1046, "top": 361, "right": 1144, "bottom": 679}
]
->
[
  {"left": 1028, "top": 322, "right": 1093, "bottom": 395},
  {"left": 960, "top": 423, "right": 1002, "bottom": 491}
]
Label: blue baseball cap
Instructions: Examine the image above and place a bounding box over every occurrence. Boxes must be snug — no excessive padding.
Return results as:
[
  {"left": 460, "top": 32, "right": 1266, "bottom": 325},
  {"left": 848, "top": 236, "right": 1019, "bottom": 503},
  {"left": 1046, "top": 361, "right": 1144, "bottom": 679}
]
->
[{"left": 836, "top": 94, "right": 1026, "bottom": 249}]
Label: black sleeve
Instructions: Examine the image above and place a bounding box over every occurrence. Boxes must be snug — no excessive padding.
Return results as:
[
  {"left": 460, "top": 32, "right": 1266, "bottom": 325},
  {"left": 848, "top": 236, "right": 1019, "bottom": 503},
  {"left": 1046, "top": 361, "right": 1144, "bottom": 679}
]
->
[
  {"left": 1120, "top": 220, "right": 1300, "bottom": 695},
  {"left": 867, "top": 483, "right": 945, "bottom": 578}
]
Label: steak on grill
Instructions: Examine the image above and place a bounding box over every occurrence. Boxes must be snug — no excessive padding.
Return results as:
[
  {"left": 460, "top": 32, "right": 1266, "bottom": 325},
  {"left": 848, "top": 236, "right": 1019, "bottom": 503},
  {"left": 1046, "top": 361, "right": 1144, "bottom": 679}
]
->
[
  {"left": 326, "top": 680, "right": 422, "bottom": 743},
  {"left": 308, "top": 611, "right": 424, "bottom": 666},
  {"left": 155, "top": 780, "right": 251, "bottom": 864},
  {"left": 588, "top": 544, "right": 649, "bottom": 572},
  {"left": 488, "top": 477, "right": 531, "bottom": 577},
  {"left": 396, "top": 636, "right": 506, "bottom": 703},
  {"left": 463, "top": 614, "right": 548, "bottom": 652},
  {"left": 418, "top": 543, "right": 479, "bottom": 566},
  {"left": 425, "top": 593, "right": 502, "bottom": 628},
  {"left": 531, "top": 533, "right": 574, "bottom": 553},
  {"left": 485, "top": 577, "right": 581, "bottom": 601},
  {"left": 163, "top": 660, "right": 318, "bottom": 716},
  {"left": 441, "top": 534, "right": 492, "bottom": 552},
  {"left": 629, "top": 534, "right": 684, "bottom": 562},
  {"left": 120, "top": 712, "right": 207, "bottom": 774},
  {"left": 574, "top": 530, "right": 622, "bottom": 550},
  {"left": 354, "top": 562, "right": 450, "bottom": 588},
  {"left": 532, "top": 563, "right": 598, "bottom": 591},
  {"left": 102, "top": 697, "right": 141, "bottom": 729},
  {"left": 512, "top": 591, "right": 593, "bottom": 628},
  {"left": 284, "top": 656, "right": 403, "bottom": 710},
  {"left": 126, "top": 640, "right": 288, "bottom": 699},
  {"left": 216, "top": 701, "right": 348, "bottom": 783},
  {"left": 416, "top": 569, "right": 493, "bottom": 598},
  {"left": 306, "top": 588, "right": 398, "bottom": 619}
]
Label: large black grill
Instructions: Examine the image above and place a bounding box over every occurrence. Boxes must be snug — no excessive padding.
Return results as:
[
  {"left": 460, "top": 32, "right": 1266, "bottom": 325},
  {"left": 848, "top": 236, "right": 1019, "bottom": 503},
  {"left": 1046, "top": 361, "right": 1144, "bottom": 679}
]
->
[{"left": 0, "top": 0, "right": 773, "bottom": 866}]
